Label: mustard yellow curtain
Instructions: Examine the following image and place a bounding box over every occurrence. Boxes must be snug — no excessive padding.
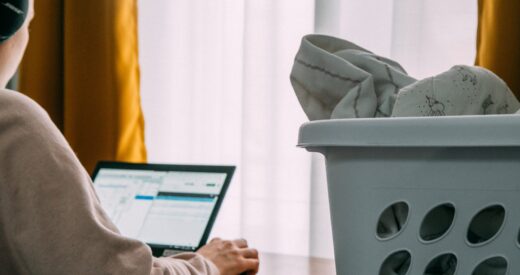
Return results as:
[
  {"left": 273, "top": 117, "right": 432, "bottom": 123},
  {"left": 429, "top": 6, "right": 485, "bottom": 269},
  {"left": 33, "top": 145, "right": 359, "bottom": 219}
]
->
[
  {"left": 476, "top": 0, "right": 520, "bottom": 99},
  {"left": 19, "top": 0, "right": 146, "bottom": 173}
]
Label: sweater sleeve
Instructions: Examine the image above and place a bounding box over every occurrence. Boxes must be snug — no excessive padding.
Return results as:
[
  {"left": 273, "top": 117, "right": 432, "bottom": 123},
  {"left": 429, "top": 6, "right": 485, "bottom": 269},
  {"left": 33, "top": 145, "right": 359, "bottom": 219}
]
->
[{"left": 0, "top": 91, "right": 219, "bottom": 275}]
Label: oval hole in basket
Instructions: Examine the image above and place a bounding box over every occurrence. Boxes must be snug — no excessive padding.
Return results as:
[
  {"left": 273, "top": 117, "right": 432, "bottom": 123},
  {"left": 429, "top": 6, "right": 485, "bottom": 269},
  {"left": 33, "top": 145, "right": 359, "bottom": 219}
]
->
[
  {"left": 467, "top": 205, "right": 505, "bottom": 245},
  {"left": 471, "top": 256, "right": 507, "bottom": 275},
  {"left": 379, "top": 250, "right": 411, "bottom": 275},
  {"left": 517, "top": 227, "right": 520, "bottom": 247},
  {"left": 424, "top": 253, "right": 457, "bottom": 275},
  {"left": 420, "top": 203, "right": 455, "bottom": 242},
  {"left": 376, "top": 201, "right": 409, "bottom": 239}
]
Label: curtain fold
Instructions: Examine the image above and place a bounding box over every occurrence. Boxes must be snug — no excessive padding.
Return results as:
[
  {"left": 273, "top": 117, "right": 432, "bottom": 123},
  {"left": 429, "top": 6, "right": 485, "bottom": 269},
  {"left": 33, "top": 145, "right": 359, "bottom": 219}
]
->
[
  {"left": 476, "top": 0, "right": 520, "bottom": 98},
  {"left": 19, "top": 0, "right": 146, "bottom": 172}
]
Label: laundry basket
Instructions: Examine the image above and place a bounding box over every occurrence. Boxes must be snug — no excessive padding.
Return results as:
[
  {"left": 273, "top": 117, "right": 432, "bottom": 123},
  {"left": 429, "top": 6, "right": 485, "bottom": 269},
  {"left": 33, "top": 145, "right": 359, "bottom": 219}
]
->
[{"left": 298, "top": 115, "right": 520, "bottom": 275}]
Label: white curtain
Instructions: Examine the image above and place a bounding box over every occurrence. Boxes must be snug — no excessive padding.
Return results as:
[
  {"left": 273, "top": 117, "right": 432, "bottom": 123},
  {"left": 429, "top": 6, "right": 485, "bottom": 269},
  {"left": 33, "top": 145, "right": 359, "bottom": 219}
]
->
[{"left": 138, "top": 0, "right": 476, "bottom": 258}]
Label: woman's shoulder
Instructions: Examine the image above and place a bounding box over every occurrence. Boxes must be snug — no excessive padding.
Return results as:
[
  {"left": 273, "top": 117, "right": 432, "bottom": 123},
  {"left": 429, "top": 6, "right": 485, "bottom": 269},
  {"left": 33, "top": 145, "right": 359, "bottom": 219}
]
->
[
  {"left": 0, "top": 89, "right": 53, "bottom": 127},
  {"left": 0, "top": 89, "right": 43, "bottom": 109}
]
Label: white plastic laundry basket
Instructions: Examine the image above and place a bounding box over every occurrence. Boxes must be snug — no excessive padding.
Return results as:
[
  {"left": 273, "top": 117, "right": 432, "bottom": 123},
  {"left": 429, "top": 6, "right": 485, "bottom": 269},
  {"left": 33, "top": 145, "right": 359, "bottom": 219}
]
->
[{"left": 298, "top": 115, "right": 520, "bottom": 275}]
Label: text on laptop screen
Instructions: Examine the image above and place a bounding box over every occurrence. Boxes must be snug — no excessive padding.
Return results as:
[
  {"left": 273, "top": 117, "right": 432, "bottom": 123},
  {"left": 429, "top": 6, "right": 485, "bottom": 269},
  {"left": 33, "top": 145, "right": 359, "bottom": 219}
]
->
[{"left": 94, "top": 168, "right": 227, "bottom": 250}]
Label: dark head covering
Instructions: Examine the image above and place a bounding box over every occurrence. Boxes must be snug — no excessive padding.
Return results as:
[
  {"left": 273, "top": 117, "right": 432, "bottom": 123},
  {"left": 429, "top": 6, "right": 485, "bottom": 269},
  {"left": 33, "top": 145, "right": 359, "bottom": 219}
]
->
[{"left": 0, "top": 0, "right": 29, "bottom": 43}]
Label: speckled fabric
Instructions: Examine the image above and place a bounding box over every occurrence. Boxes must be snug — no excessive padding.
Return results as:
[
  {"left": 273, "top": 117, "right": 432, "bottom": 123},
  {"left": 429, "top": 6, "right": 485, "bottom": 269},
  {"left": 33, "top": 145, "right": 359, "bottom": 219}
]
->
[{"left": 392, "top": 65, "right": 520, "bottom": 117}]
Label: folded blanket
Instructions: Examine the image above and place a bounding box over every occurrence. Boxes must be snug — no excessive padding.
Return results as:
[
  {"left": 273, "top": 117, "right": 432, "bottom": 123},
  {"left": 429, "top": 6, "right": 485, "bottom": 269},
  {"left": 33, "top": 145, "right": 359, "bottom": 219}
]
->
[{"left": 291, "top": 34, "right": 518, "bottom": 275}]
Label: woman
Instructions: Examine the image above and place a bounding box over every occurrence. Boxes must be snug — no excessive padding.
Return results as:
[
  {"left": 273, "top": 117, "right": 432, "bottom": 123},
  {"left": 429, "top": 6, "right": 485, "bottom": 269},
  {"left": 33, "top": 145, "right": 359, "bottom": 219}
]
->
[{"left": 0, "top": 1, "right": 259, "bottom": 274}]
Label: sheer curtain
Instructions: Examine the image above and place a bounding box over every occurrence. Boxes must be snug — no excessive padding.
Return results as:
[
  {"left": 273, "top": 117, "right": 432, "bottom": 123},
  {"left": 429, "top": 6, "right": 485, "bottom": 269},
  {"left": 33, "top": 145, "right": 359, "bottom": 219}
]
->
[{"left": 138, "top": 0, "right": 476, "bottom": 258}]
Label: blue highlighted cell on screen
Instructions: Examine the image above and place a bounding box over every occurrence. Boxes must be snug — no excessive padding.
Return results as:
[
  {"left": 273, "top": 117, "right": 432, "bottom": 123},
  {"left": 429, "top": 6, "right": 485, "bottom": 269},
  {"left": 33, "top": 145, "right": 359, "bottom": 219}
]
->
[
  {"left": 135, "top": 195, "right": 155, "bottom": 200},
  {"left": 156, "top": 196, "right": 214, "bottom": 203}
]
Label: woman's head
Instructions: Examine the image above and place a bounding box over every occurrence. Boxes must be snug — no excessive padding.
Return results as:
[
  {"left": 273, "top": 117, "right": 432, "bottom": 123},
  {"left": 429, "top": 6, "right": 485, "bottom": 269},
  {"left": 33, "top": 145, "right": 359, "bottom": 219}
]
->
[{"left": 0, "top": 0, "right": 34, "bottom": 88}]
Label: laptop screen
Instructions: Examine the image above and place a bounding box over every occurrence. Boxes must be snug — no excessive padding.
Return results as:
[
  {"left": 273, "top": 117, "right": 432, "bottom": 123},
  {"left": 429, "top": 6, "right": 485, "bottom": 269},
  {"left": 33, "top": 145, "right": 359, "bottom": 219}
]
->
[{"left": 92, "top": 163, "right": 233, "bottom": 251}]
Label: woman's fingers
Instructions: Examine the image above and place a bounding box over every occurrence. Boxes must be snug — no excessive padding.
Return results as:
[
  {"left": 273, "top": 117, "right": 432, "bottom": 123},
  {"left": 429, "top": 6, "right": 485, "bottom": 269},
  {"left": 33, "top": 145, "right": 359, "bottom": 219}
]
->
[
  {"left": 233, "top": 238, "right": 248, "bottom": 248},
  {"left": 240, "top": 248, "right": 259, "bottom": 259},
  {"left": 241, "top": 258, "right": 260, "bottom": 274},
  {"left": 210, "top": 237, "right": 222, "bottom": 243}
]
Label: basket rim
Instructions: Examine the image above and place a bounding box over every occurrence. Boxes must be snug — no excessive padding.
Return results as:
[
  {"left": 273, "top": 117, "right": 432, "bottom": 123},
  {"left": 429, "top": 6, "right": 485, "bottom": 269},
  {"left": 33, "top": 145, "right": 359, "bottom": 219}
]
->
[{"left": 298, "top": 114, "right": 520, "bottom": 148}]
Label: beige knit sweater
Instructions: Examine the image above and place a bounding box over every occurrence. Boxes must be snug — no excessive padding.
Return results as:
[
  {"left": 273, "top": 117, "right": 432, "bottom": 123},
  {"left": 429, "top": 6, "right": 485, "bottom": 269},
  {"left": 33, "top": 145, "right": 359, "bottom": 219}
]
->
[{"left": 0, "top": 90, "right": 220, "bottom": 275}]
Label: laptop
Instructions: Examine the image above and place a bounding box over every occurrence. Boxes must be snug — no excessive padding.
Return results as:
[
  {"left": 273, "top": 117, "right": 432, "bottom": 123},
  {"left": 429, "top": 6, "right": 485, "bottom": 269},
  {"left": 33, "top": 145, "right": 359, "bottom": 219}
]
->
[{"left": 92, "top": 161, "right": 235, "bottom": 257}]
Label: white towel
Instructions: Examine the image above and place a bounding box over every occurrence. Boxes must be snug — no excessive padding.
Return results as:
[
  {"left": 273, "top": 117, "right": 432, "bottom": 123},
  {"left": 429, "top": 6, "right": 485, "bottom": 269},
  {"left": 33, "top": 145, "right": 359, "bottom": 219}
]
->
[
  {"left": 291, "top": 34, "right": 520, "bottom": 119},
  {"left": 290, "top": 34, "right": 416, "bottom": 120},
  {"left": 392, "top": 65, "right": 520, "bottom": 117}
]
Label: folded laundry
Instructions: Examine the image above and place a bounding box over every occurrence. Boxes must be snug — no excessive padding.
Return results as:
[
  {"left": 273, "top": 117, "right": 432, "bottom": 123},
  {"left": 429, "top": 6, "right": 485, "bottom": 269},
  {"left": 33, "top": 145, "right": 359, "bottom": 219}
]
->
[
  {"left": 291, "top": 34, "right": 520, "bottom": 121},
  {"left": 291, "top": 34, "right": 518, "bottom": 275}
]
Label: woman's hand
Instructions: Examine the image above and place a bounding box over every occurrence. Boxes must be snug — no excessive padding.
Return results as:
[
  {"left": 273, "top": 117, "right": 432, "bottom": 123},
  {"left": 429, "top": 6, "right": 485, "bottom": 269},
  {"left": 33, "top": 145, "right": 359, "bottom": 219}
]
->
[{"left": 197, "top": 238, "right": 259, "bottom": 275}]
